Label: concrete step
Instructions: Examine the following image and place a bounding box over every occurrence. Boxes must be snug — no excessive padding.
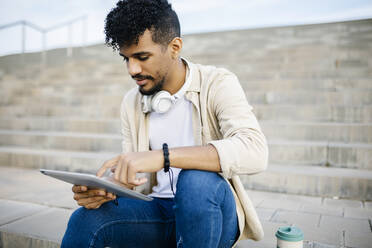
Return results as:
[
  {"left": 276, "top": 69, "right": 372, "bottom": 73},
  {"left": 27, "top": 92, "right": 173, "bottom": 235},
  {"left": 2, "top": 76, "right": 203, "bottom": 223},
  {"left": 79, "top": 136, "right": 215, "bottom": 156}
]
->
[
  {"left": 0, "top": 117, "right": 120, "bottom": 133},
  {"left": 1, "top": 59, "right": 371, "bottom": 84},
  {"left": 0, "top": 167, "right": 77, "bottom": 209},
  {"left": 1, "top": 104, "right": 371, "bottom": 122},
  {"left": 1, "top": 78, "right": 372, "bottom": 97},
  {"left": 241, "top": 164, "right": 372, "bottom": 201},
  {"left": 0, "top": 104, "right": 121, "bottom": 118},
  {"left": 1, "top": 146, "right": 371, "bottom": 200},
  {"left": 1, "top": 118, "right": 371, "bottom": 141},
  {"left": 188, "top": 45, "right": 372, "bottom": 61},
  {"left": 0, "top": 201, "right": 72, "bottom": 248},
  {"left": 253, "top": 90, "right": 372, "bottom": 105},
  {"left": 269, "top": 140, "right": 372, "bottom": 170},
  {"left": 233, "top": 67, "right": 372, "bottom": 79},
  {"left": 261, "top": 122, "right": 372, "bottom": 143},
  {"left": 2, "top": 90, "right": 372, "bottom": 106},
  {"left": 255, "top": 104, "right": 372, "bottom": 123},
  {"left": 0, "top": 75, "right": 129, "bottom": 88},
  {"left": 0, "top": 130, "right": 371, "bottom": 170},
  {"left": 241, "top": 78, "right": 372, "bottom": 91},
  {"left": 0, "top": 146, "right": 115, "bottom": 173},
  {"left": 0, "top": 129, "right": 122, "bottom": 152}
]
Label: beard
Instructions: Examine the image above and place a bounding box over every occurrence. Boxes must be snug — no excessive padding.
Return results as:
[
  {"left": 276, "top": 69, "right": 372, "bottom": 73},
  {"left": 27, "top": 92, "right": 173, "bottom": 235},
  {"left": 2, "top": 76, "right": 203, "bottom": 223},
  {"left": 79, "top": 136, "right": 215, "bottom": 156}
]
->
[{"left": 139, "top": 77, "right": 165, "bottom": 96}]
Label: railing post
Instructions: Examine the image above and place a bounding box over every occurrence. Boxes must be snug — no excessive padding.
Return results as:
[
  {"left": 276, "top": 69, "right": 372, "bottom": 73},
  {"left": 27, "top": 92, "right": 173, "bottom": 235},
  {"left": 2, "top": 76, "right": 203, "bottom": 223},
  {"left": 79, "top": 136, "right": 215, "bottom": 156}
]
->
[
  {"left": 67, "top": 23, "right": 73, "bottom": 57},
  {"left": 21, "top": 21, "right": 26, "bottom": 64},
  {"left": 41, "top": 31, "right": 47, "bottom": 68},
  {"left": 82, "top": 15, "right": 87, "bottom": 50}
]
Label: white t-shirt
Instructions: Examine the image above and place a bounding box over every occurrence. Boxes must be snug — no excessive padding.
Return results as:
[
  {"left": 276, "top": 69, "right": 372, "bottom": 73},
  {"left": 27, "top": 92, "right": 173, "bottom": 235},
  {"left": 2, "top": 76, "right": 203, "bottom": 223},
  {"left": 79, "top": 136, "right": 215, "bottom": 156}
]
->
[{"left": 148, "top": 60, "right": 194, "bottom": 198}]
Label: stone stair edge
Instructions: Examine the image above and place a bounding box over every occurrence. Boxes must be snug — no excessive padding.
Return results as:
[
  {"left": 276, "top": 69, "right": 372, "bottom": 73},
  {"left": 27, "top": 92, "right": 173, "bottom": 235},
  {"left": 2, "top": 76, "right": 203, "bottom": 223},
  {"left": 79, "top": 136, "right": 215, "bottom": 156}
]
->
[
  {"left": 0, "top": 129, "right": 121, "bottom": 139},
  {"left": 1, "top": 129, "right": 372, "bottom": 148},
  {"left": 0, "top": 145, "right": 371, "bottom": 176},
  {"left": 267, "top": 163, "right": 372, "bottom": 179},
  {"left": 1, "top": 118, "right": 370, "bottom": 125},
  {"left": 2, "top": 102, "right": 372, "bottom": 108},
  {"left": 0, "top": 145, "right": 116, "bottom": 158},
  {"left": 4, "top": 89, "right": 372, "bottom": 97}
]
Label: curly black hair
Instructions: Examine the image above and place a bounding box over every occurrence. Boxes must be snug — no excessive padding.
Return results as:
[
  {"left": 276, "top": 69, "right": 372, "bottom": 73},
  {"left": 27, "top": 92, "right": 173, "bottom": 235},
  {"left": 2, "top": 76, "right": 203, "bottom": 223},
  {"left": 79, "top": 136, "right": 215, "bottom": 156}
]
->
[{"left": 104, "top": 0, "right": 181, "bottom": 51}]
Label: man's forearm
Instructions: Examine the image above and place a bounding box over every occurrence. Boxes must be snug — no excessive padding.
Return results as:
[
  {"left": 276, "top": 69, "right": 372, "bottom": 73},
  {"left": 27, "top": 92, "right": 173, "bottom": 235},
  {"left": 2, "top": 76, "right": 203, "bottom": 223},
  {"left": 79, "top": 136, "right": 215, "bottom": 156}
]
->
[{"left": 167, "top": 144, "right": 221, "bottom": 172}]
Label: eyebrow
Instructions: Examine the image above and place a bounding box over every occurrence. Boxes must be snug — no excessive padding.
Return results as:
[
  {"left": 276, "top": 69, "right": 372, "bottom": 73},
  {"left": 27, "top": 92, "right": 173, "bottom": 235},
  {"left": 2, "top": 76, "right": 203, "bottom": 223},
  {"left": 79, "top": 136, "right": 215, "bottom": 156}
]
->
[{"left": 119, "top": 51, "right": 152, "bottom": 57}]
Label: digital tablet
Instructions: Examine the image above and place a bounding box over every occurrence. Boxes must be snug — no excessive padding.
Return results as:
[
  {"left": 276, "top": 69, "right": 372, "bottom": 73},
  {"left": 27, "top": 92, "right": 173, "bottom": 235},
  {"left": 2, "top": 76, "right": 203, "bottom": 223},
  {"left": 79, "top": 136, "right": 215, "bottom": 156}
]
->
[{"left": 40, "top": 169, "right": 153, "bottom": 201}]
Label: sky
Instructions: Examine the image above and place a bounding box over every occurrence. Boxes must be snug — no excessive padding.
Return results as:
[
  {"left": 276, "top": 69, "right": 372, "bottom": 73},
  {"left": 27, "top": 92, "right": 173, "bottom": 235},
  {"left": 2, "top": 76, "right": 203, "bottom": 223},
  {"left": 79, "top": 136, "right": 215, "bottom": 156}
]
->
[{"left": 0, "top": 0, "right": 372, "bottom": 56}]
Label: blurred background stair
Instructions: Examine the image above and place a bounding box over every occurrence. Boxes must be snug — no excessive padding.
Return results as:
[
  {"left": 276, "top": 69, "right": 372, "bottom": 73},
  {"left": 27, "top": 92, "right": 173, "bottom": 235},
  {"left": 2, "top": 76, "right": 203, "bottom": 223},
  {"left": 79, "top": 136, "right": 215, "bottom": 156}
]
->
[{"left": 0, "top": 18, "right": 371, "bottom": 203}]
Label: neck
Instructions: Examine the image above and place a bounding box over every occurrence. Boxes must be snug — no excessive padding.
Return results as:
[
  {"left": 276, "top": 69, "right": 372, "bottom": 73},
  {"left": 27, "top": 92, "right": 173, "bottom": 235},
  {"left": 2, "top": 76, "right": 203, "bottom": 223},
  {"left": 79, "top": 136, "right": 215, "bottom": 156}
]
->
[{"left": 163, "top": 57, "right": 186, "bottom": 95}]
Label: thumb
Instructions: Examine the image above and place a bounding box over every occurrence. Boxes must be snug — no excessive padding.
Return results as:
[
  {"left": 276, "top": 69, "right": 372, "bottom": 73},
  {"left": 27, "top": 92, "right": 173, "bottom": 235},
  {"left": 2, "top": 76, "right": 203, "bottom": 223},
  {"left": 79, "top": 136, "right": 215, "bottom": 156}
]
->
[
  {"left": 133, "top": 177, "right": 148, "bottom": 186},
  {"left": 97, "top": 156, "right": 120, "bottom": 177}
]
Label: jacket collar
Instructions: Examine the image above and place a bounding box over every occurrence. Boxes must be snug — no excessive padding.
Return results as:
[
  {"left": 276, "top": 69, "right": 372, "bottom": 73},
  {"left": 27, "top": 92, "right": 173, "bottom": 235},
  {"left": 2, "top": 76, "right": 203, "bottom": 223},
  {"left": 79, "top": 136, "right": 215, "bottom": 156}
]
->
[{"left": 182, "top": 57, "right": 200, "bottom": 93}]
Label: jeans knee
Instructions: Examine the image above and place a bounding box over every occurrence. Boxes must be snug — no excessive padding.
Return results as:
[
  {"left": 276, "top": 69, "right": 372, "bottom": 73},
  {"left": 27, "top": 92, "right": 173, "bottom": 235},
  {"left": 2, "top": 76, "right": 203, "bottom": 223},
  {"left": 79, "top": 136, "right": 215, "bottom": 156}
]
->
[
  {"left": 175, "top": 170, "right": 226, "bottom": 211},
  {"left": 177, "top": 170, "right": 224, "bottom": 194}
]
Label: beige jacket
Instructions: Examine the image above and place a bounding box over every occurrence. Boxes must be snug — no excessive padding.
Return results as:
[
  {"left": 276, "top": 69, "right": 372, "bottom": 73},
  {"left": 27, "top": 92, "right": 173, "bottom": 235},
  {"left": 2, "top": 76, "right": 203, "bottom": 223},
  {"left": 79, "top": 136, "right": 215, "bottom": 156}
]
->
[{"left": 120, "top": 59, "right": 269, "bottom": 247}]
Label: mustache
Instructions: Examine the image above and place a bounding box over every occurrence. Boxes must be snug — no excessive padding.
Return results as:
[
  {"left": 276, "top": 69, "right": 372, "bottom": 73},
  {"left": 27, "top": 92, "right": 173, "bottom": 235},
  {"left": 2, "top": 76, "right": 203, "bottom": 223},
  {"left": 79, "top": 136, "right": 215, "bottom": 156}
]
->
[{"left": 132, "top": 74, "right": 154, "bottom": 81}]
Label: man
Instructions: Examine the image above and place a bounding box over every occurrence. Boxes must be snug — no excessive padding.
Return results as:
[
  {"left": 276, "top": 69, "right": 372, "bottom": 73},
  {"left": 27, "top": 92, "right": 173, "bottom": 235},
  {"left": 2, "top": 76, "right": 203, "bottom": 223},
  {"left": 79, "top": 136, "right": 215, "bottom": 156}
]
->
[{"left": 61, "top": 0, "right": 268, "bottom": 247}]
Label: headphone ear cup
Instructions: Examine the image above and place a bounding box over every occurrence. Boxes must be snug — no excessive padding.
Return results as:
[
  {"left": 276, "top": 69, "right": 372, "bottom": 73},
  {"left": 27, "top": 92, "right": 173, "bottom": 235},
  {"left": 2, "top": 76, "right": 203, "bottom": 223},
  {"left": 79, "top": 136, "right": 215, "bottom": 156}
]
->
[{"left": 151, "top": 91, "right": 175, "bottom": 114}]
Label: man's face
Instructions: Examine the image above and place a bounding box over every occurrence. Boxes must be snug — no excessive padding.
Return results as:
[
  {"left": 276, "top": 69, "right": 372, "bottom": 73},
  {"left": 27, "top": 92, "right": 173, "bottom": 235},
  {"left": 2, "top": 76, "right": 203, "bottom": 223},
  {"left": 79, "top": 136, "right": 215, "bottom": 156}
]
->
[{"left": 119, "top": 29, "right": 171, "bottom": 95}]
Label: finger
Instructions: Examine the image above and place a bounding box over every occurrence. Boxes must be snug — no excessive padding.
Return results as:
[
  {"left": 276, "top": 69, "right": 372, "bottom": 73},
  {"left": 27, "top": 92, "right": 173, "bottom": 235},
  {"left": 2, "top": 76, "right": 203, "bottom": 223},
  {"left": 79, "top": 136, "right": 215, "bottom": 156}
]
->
[
  {"left": 96, "top": 155, "right": 120, "bottom": 177},
  {"left": 77, "top": 196, "right": 105, "bottom": 206},
  {"left": 120, "top": 158, "right": 129, "bottom": 185},
  {"left": 114, "top": 155, "right": 124, "bottom": 182},
  {"left": 72, "top": 185, "right": 87, "bottom": 193},
  {"left": 119, "top": 161, "right": 138, "bottom": 189},
  {"left": 86, "top": 198, "right": 110, "bottom": 209},
  {"left": 110, "top": 177, "right": 135, "bottom": 190},
  {"left": 74, "top": 189, "right": 106, "bottom": 200},
  {"left": 127, "top": 165, "right": 148, "bottom": 186},
  {"left": 106, "top": 193, "right": 117, "bottom": 200},
  {"left": 132, "top": 177, "right": 148, "bottom": 186}
]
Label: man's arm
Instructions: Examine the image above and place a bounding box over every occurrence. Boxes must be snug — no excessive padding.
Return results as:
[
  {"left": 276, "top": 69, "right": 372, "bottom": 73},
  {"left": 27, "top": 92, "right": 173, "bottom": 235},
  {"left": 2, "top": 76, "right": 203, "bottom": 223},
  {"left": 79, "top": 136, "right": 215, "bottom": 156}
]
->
[
  {"left": 96, "top": 144, "right": 221, "bottom": 188},
  {"left": 206, "top": 72, "right": 269, "bottom": 179},
  {"left": 169, "top": 145, "right": 221, "bottom": 172}
]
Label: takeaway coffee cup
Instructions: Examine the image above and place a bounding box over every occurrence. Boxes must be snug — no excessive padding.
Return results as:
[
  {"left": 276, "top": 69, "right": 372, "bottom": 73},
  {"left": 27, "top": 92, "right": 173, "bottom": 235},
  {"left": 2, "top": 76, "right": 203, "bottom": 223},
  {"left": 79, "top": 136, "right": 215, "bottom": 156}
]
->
[{"left": 275, "top": 226, "right": 304, "bottom": 248}]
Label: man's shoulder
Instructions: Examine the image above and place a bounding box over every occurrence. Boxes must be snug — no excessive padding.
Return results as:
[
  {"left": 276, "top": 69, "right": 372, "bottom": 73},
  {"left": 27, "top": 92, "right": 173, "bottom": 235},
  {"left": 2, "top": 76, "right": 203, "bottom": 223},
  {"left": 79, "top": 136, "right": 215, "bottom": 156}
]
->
[
  {"left": 191, "top": 61, "right": 239, "bottom": 91},
  {"left": 193, "top": 62, "right": 237, "bottom": 83},
  {"left": 194, "top": 62, "right": 234, "bottom": 77}
]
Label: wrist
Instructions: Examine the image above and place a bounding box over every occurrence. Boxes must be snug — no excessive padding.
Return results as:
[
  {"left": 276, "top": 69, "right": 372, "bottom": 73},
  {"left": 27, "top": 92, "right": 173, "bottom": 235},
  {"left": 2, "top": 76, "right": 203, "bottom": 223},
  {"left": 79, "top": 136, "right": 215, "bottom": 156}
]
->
[
  {"left": 151, "top": 150, "right": 164, "bottom": 171},
  {"left": 162, "top": 143, "right": 170, "bottom": 172}
]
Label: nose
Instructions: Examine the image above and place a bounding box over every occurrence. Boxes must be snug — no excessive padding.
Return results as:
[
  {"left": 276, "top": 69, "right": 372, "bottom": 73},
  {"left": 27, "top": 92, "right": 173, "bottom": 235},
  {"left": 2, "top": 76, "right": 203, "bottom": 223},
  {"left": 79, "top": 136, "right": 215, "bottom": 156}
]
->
[{"left": 127, "top": 58, "right": 142, "bottom": 76}]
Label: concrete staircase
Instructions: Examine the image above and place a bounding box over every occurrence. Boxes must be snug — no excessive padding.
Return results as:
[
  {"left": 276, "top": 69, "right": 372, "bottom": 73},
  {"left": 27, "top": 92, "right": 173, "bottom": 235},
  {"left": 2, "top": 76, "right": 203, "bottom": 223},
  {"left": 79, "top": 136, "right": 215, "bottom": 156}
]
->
[{"left": 0, "top": 18, "right": 372, "bottom": 203}]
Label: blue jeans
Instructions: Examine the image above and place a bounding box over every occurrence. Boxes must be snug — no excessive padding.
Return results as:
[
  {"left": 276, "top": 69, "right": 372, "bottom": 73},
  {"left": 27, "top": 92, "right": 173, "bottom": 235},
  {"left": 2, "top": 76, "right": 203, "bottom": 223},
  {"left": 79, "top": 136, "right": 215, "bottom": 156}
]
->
[{"left": 61, "top": 170, "right": 239, "bottom": 248}]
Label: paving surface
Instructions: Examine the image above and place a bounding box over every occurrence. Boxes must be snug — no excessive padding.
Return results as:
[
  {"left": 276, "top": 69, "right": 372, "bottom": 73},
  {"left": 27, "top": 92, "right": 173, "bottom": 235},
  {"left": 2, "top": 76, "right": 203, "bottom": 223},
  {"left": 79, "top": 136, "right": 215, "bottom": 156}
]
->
[{"left": 0, "top": 167, "right": 371, "bottom": 248}]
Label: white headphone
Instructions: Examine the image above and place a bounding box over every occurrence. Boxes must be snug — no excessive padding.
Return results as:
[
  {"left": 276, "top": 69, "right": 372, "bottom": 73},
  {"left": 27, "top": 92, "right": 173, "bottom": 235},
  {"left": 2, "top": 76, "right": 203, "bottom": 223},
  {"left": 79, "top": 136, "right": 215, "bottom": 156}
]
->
[
  {"left": 142, "top": 91, "right": 176, "bottom": 114},
  {"left": 142, "top": 58, "right": 191, "bottom": 114}
]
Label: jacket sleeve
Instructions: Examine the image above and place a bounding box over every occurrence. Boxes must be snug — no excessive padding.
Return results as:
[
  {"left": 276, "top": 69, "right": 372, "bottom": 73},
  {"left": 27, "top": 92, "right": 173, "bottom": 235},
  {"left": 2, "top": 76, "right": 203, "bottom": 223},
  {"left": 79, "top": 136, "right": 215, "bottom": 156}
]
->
[
  {"left": 120, "top": 95, "right": 134, "bottom": 154},
  {"left": 207, "top": 73, "right": 268, "bottom": 179}
]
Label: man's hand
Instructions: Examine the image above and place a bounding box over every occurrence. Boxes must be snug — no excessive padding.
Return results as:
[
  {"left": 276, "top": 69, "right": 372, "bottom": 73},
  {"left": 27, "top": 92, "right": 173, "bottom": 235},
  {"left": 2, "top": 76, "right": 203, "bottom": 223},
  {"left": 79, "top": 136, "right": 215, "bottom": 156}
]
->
[
  {"left": 72, "top": 185, "right": 116, "bottom": 209},
  {"left": 96, "top": 151, "right": 163, "bottom": 188}
]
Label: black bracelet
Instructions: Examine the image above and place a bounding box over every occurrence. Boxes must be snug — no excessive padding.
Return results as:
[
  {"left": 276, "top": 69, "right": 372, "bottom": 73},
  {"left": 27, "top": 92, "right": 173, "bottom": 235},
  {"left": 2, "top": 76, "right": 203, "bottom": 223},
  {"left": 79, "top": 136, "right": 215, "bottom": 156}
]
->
[
  {"left": 162, "top": 143, "right": 175, "bottom": 197},
  {"left": 162, "top": 143, "right": 170, "bottom": 172}
]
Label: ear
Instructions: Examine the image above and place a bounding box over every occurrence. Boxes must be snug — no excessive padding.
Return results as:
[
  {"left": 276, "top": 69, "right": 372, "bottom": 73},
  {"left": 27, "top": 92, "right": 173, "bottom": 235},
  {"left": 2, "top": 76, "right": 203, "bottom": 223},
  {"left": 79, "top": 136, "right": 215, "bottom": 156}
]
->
[{"left": 168, "top": 37, "right": 183, "bottom": 59}]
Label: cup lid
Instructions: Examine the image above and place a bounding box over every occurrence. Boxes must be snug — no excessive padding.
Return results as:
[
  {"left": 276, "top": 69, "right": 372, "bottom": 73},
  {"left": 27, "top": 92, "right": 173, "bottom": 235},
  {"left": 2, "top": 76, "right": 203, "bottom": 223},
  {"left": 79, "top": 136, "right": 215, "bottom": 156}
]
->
[{"left": 275, "top": 226, "right": 304, "bottom": 242}]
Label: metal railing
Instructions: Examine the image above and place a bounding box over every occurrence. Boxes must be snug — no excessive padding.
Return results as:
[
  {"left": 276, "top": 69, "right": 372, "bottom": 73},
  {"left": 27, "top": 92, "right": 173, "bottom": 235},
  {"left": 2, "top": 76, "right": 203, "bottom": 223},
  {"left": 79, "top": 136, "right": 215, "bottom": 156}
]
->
[{"left": 0, "top": 16, "right": 88, "bottom": 65}]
